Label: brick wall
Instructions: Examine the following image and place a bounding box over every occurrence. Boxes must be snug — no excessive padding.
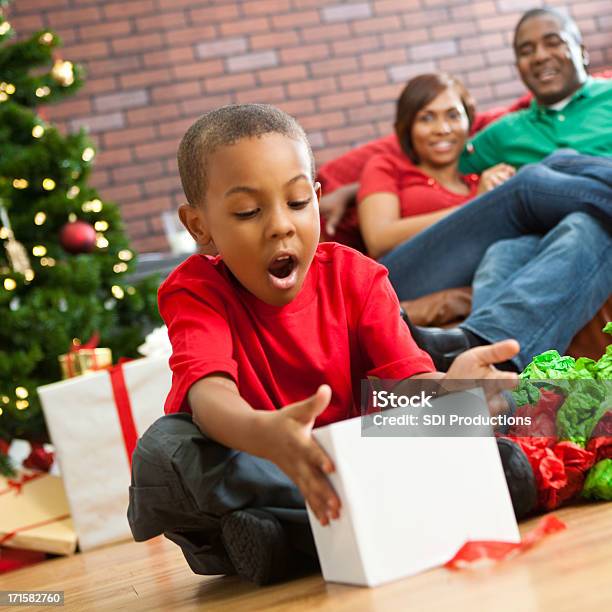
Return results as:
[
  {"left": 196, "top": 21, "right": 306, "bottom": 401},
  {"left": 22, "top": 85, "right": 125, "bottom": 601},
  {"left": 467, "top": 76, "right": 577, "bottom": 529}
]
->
[{"left": 6, "top": 0, "right": 611, "bottom": 253}]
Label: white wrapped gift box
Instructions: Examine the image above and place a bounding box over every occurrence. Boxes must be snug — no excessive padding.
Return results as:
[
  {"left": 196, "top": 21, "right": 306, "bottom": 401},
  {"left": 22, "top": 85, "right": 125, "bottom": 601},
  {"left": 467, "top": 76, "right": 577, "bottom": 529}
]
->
[
  {"left": 38, "top": 356, "right": 171, "bottom": 551},
  {"left": 308, "top": 389, "right": 520, "bottom": 587}
]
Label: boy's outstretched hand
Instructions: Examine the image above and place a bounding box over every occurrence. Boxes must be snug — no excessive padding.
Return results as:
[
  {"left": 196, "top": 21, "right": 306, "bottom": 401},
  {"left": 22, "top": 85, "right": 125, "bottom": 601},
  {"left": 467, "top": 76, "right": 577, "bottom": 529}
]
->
[
  {"left": 445, "top": 339, "right": 520, "bottom": 381},
  {"left": 262, "top": 384, "right": 341, "bottom": 526}
]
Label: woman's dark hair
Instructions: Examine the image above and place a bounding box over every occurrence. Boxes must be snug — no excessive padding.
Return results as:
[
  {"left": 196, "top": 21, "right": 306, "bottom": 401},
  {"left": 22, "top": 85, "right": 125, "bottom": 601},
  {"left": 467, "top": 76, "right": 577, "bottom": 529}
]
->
[{"left": 394, "top": 73, "right": 475, "bottom": 162}]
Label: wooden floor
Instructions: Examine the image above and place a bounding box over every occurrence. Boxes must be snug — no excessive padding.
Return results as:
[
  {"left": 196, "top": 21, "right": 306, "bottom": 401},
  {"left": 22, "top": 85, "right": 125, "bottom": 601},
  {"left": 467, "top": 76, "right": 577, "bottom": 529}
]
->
[{"left": 2, "top": 503, "right": 611, "bottom": 611}]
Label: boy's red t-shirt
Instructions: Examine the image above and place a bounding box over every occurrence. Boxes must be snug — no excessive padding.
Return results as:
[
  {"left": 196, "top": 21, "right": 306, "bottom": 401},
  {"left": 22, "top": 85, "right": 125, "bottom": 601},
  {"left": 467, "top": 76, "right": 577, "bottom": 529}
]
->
[{"left": 159, "top": 242, "right": 434, "bottom": 428}]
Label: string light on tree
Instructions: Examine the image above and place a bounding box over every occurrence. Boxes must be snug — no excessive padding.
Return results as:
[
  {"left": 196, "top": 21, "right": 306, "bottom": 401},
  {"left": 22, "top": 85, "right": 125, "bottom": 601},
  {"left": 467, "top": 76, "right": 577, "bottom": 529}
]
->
[
  {"left": 82, "top": 147, "right": 95, "bottom": 162},
  {"left": 3, "top": 278, "right": 16, "bottom": 291},
  {"left": 34, "top": 212, "right": 47, "bottom": 225},
  {"left": 94, "top": 221, "right": 109, "bottom": 231},
  {"left": 38, "top": 32, "right": 53, "bottom": 45},
  {"left": 111, "top": 285, "right": 125, "bottom": 299},
  {"left": 51, "top": 59, "right": 74, "bottom": 87},
  {"left": 118, "top": 249, "right": 133, "bottom": 261},
  {"left": 42, "top": 178, "right": 56, "bottom": 191},
  {"left": 32, "top": 125, "right": 44, "bottom": 138},
  {"left": 13, "top": 179, "right": 28, "bottom": 189},
  {"left": 0, "top": 21, "right": 11, "bottom": 36},
  {"left": 35, "top": 86, "right": 50, "bottom": 98},
  {"left": 32, "top": 245, "right": 47, "bottom": 257}
]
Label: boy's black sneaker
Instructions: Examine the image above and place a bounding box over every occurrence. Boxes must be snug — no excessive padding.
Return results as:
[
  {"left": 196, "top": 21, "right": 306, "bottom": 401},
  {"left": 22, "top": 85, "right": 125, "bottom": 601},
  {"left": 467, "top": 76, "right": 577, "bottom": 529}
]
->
[
  {"left": 220, "top": 508, "right": 290, "bottom": 586},
  {"left": 497, "top": 437, "right": 537, "bottom": 520}
]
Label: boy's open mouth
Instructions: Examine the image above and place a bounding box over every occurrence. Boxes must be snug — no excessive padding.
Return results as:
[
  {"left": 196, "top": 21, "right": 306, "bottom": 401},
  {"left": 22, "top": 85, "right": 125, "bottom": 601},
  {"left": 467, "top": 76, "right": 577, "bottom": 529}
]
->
[{"left": 267, "top": 254, "right": 298, "bottom": 290}]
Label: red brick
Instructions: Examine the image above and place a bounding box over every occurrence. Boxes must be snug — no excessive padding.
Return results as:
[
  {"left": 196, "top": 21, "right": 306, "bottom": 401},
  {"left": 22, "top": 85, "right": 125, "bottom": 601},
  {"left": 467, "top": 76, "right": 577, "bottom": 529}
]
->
[
  {"left": 360, "top": 48, "right": 407, "bottom": 69},
  {"left": 136, "top": 10, "right": 187, "bottom": 31},
  {"left": 318, "top": 90, "right": 367, "bottom": 111},
  {"left": 104, "top": 126, "right": 156, "bottom": 148},
  {"left": 205, "top": 73, "right": 256, "bottom": 93},
  {"left": 143, "top": 175, "right": 179, "bottom": 196},
  {"left": 95, "top": 90, "right": 148, "bottom": 113},
  {"left": 459, "top": 33, "right": 504, "bottom": 53},
  {"left": 451, "top": 1, "right": 496, "bottom": 20},
  {"left": 410, "top": 40, "right": 457, "bottom": 61},
  {"left": 227, "top": 51, "right": 279, "bottom": 73},
  {"left": 388, "top": 61, "right": 436, "bottom": 83},
  {"left": 144, "top": 47, "right": 195, "bottom": 68},
  {"left": 103, "top": 0, "right": 155, "bottom": 19},
  {"left": 477, "top": 14, "right": 520, "bottom": 33},
  {"left": 288, "top": 77, "right": 337, "bottom": 98},
  {"left": 326, "top": 123, "right": 376, "bottom": 145},
  {"left": 382, "top": 30, "right": 429, "bottom": 48},
  {"left": 152, "top": 80, "right": 201, "bottom": 102},
  {"left": 493, "top": 80, "right": 525, "bottom": 99},
  {"left": 159, "top": 117, "right": 199, "bottom": 138},
  {"left": 333, "top": 35, "right": 379, "bottom": 56},
  {"left": 484, "top": 48, "right": 515, "bottom": 66},
  {"left": 299, "top": 111, "right": 346, "bottom": 131},
  {"left": 235, "top": 85, "right": 287, "bottom": 104},
  {"left": 351, "top": 15, "right": 402, "bottom": 34},
  {"left": 280, "top": 44, "right": 330, "bottom": 64},
  {"left": 102, "top": 184, "right": 143, "bottom": 203},
  {"left": 49, "top": 6, "right": 101, "bottom": 26},
  {"left": 348, "top": 103, "right": 394, "bottom": 123},
  {"left": 468, "top": 66, "right": 513, "bottom": 85},
  {"left": 165, "top": 26, "right": 216, "bottom": 47},
  {"left": 258, "top": 65, "right": 308, "bottom": 85},
  {"left": 134, "top": 139, "right": 179, "bottom": 161},
  {"left": 468, "top": 85, "right": 495, "bottom": 105},
  {"left": 339, "top": 69, "right": 388, "bottom": 90},
  {"left": 79, "top": 20, "right": 132, "bottom": 40},
  {"left": 61, "top": 41, "right": 110, "bottom": 61},
  {"left": 315, "top": 145, "right": 352, "bottom": 165},
  {"left": 180, "top": 94, "right": 233, "bottom": 116},
  {"left": 292, "top": 0, "right": 328, "bottom": 7},
  {"left": 120, "top": 67, "right": 174, "bottom": 89},
  {"left": 96, "top": 147, "right": 134, "bottom": 169},
  {"left": 87, "top": 56, "right": 141, "bottom": 77},
  {"left": 113, "top": 161, "right": 164, "bottom": 183},
  {"left": 431, "top": 21, "right": 478, "bottom": 40},
  {"left": 251, "top": 31, "right": 300, "bottom": 50},
  {"left": 400, "top": 8, "right": 449, "bottom": 28},
  {"left": 89, "top": 169, "right": 111, "bottom": 190},
  {"left": 374, "top": 0, "right": 420, "bottom": 14},
  {"left": 244, "top": 0, "right": 291, "bottom": 15},
  {"left": 322, "top": 3, "right": 372, "bottom": 23},
  {"left": 127, "top": 103, "right": 182, "bottom": 125},
  {"left": 302, "top": 23, "right": 351, "bottom": 43},
  {"left": 439, "top": 53, "right": 487, "bottom": 72},
  {"left": 70, "top": 113, "right": 125, "bottom": 134},
  {"left": 8, "top": 13, "right": 45, "bottom": 30},
  {"left": 10, "top": 0, "right": 69, "bottom": 9},
  {"left": 112, "top": 32, "right": 164, "bottom": 54},
  {"left": 366, "top": 83, "right": 403, "bottom": 103},
  {"left": 307, "top": 131, "right": 325, "bottom": 148},
  {"left": 47, "top": 99, "right": 92, "bottom": 121},
  {"left": 171, "top": 60, "right": 224, "bottom": 81},
  {"left": 311, "top": 57, "right": 359, "bottom": 77},
  {"left": 277, "top": 99, "right": 317, "bottom": 117},
  {"left": 220, "top": 17, "right": 270, "bottom": 36},
  {"left": 85, "top": 77, "right": 120, "bottom": 95},
  {"left": 190, "top": 4, "right": 240, "bottom": 24},
  {"left": 271, "top": 11, "right": 320, "bottom": 29},
  {"left": 132, "top": 235, "right": 169, "bottom": 253},
  {"left": 196, "top": 37, "right": 247, "bottom": 59},
  {"left": 496, "top": 0, "right": 538, "bottom": 12}
]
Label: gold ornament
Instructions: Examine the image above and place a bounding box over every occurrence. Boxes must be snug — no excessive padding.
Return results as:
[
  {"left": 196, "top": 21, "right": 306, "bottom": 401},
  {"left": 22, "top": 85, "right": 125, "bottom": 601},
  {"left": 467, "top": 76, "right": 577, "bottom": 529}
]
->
[
  {"left": 0, "top": 203, "right": 33, "bottom": 277},
  {"left": 51, "top": 59, "right": 74, "bottom": 87}
]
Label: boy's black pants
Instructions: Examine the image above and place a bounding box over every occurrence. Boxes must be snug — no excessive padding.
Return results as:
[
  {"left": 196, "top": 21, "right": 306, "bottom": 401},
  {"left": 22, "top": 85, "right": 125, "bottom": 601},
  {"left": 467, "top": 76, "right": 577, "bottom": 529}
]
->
[{"left": 127, "top": 413, "right": 315, "bottom": 575}]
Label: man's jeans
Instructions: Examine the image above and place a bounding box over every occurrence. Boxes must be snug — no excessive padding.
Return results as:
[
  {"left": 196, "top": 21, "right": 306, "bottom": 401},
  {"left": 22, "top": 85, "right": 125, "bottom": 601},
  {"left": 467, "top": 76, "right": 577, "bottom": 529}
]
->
[{"left": 379, "top": 151, "right": 612, "bottom": 369}]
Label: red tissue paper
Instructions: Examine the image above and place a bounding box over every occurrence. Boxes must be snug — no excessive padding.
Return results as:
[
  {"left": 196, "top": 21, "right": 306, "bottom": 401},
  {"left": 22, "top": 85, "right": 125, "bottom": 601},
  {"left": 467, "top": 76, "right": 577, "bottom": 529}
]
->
[{"left": 0, "top": 547, "right": 47, "bottom": 574}]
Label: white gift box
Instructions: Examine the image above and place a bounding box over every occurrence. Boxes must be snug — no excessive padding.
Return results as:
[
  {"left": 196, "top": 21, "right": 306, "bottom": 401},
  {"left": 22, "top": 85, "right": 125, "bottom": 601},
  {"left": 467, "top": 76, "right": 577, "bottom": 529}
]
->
[
  {"left": 38, "top": 356, "right": 171, "bottom": 551},
  {"left": 308, "top": 389, "right": 520, "bottom": 587}
]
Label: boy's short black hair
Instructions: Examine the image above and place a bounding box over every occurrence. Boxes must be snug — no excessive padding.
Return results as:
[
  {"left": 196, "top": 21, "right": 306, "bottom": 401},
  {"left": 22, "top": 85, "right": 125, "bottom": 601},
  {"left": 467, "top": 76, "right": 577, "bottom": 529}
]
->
[
  {"left": 513, "top": 7, "right": 583, "bottom": 48},
  {"left": 177, "top": 103, "right": 315, "bottom": 207}
]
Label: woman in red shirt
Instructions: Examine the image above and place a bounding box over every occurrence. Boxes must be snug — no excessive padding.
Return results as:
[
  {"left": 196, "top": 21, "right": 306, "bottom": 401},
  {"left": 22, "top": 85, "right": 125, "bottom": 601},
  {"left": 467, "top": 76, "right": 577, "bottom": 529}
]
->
[{"left": 357, "top": 74, "right": 515, "bottom": 260}]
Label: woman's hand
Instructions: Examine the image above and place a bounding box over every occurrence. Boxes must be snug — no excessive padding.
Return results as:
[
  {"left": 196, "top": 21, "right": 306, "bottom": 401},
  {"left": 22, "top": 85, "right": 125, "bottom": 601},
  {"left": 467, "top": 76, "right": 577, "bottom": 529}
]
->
[
  {"left": 319, "top": 183, "right": 358, "bottom": 237},
  {"left": 477, "top": 163, "right": 516, "bottom": 194}
]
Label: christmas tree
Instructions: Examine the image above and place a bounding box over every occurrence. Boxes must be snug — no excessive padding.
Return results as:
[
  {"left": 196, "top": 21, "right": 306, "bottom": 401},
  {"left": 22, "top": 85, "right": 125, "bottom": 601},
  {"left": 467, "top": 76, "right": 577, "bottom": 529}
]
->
[{"left": 0, "top": 1, "right": 161, "bottom": 474}]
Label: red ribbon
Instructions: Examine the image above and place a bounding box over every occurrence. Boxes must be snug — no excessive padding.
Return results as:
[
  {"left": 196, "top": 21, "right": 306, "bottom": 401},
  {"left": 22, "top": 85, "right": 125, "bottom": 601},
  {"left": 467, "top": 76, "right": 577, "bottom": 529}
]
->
[
  {"left": 0, "top": 514, "right": 71, "bottom": 546},
  {"left": 445, "top": 515, "right": 566, "bottom": 569},
  {"left": 0, "top": 472, "right": 45, "bottom": 496},
  {"left": 108, "top": 359, "right": 138, "bottom": 467}
]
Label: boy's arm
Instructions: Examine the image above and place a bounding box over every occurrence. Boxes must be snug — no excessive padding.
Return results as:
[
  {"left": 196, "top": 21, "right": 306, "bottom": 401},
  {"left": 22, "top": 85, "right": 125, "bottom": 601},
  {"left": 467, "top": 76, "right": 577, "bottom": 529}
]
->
[{"left": 188, "top": 375, "right": 341, "bottom": 525}]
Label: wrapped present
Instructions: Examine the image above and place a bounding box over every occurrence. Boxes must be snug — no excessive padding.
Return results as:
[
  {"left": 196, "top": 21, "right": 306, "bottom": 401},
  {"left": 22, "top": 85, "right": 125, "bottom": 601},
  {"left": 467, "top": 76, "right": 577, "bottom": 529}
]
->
[
  {"left": 58, "top": 333, "right": 112, "bottom": 379},
  {"left": 0, "top": 547, "right": 47, "bottom": 574},
  {"left": 0, "top": 470, "right": 77, "bottom": 555},
  {"left": 38, "top": 356, "right": 171, "bottom": 551}
]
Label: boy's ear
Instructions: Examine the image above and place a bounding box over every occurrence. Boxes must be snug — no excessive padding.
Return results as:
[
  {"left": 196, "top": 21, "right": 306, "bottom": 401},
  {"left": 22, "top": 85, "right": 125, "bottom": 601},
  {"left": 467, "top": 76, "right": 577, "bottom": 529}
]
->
[
  {"left": 178, "top": 203, "right": 213, "bottom": 247},
  {"left": 314, "top": 181, "right": 322, "bottom": 201}
]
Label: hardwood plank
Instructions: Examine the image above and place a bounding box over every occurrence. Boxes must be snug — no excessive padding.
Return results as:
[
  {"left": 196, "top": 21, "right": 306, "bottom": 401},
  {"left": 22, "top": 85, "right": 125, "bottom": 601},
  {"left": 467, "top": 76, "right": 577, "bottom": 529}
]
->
[{"left": 1, "top": 503, "right": 611, "bottom": 611}]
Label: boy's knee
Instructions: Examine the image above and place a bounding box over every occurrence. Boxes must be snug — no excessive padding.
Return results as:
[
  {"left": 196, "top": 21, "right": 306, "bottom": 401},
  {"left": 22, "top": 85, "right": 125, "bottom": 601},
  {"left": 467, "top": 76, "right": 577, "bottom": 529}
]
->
[{"left": 557, "top": 212, "right": 609, "bottom": 242}]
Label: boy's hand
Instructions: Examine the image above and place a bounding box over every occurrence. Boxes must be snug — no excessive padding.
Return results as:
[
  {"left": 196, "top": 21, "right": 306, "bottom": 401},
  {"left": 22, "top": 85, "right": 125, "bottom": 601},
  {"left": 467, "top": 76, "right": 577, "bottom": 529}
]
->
[
  {"left": 444, "top": 340, "right": 520, "bottom": 415},
  {"left": 261, "top": 385, "right": 341, "bottom": 526}
]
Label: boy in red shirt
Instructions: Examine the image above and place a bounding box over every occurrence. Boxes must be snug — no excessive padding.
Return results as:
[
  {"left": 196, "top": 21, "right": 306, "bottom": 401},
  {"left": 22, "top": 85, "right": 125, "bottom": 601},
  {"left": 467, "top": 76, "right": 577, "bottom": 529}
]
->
[{"left": 127, "top": 104, "right": 527, "bottom": 585}]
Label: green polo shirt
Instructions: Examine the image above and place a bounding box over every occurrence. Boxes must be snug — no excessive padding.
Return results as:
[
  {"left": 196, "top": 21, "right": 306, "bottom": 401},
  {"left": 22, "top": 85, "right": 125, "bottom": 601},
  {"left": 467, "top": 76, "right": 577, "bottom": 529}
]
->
[{"left": 459, "top": 78, "right": 612, "bottom": 174}]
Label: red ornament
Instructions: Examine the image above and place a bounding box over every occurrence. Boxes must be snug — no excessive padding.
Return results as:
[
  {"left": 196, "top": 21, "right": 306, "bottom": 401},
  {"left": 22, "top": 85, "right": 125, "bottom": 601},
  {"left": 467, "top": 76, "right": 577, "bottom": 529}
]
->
[{"left": 59, "top": 220, "right": 96, "bottom": 254}]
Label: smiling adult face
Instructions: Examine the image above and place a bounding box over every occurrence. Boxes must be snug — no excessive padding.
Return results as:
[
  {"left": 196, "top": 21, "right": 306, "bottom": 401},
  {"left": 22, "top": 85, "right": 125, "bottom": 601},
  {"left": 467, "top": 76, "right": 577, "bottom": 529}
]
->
[{"left": 514, "top": 13, "right": 588, "bottom": 106}]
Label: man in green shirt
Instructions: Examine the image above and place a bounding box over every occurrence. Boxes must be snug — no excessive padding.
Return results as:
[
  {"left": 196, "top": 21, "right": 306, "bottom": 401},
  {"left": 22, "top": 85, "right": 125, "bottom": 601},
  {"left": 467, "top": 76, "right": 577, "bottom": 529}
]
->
[{"left": 459, "top": 8, "right": 612, "bottom": 174}]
